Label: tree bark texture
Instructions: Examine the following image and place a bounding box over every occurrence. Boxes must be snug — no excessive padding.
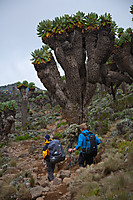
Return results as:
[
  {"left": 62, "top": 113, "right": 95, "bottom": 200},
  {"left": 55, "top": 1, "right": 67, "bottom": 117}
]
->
[
  {"left": 34, "top": 26, "right": 133, "bottom": 124},
  {"left": 19, "top": 86, "right": 28, "bottom": 130}
]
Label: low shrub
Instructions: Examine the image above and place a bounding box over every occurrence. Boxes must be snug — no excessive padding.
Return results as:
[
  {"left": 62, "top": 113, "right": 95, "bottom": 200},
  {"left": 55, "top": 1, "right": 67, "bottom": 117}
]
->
[
  {"left": 16, "top": 133, "right": 31, "bottom": 141},
  {"left": 103, "top": 155, "right": 123, "bottom": 176},
  {"left": 17, "top": 184, "right": 32, "bottom": 200},
  {"left": 54, "top": 132, "right": 63, "bottom": 138},
  {"left": 10, "top": 159, "right": 17, "bottom": 167},
  {"left": 0, "top": 183, "right": 17, "bottom": 200},
  {"left": 57, "top": 121, "right": 67, "bottom": 128}
]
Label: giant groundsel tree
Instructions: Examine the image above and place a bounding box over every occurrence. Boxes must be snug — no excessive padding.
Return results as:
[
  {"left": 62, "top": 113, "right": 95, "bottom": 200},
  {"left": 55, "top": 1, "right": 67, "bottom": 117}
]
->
[{"left": 31, "top": 10, "right": 133, "bottom": 124}]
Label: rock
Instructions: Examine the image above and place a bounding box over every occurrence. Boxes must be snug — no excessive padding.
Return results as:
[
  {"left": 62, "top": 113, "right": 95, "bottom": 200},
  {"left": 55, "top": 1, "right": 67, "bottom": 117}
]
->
[
  {"left": 61, "top": 191, "right": 72, "bottom": 200},
  {"left": 29, "top": 144, "right": 37, "bottom": 154},
  {"left": 30, "top": 186, "right": 43, "bottom": 199},
  {"left": 63, "top": 177, "right": 72, "bottom": 185},
  {"left": 52, "top": 178, "right": 62, "bottom": 185},
  {"left": 33, "top": 167, "right": 38, "bottom": 172},
  {"left": 43, "top": 186, "right": 50, "bottom": 192},
  {"left": 39, "top": 179, "right": 49, "bottom": 187},
  {"left": 75, "top": 169, "right": 80, "bottom": 173},
  {"left": 0, "top": 169, "right": 3, "bottom": 175},
  {"left": 36, "top": 197, "right": 44, "bottom": 200},
  {"left": 129, "top": 133, "right": 133, "bottom": 141},
  {"left": 59, "top": 170, "right": 70, "bottom": 179}
]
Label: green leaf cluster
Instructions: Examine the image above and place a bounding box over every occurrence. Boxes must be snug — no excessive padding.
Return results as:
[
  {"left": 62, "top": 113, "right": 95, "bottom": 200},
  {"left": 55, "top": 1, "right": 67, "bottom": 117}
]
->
[
  {"left": 31, "top": 45, "right": 52, "bottom": 64},
  {"left": 17, "top": 80, "right": 28, "bottom": 88},
  {"left": 22, "top": 80, "right": 28, "bottom": 87},
  {"left": 114, "top": 29, "right": 132, "bottom": 47},
  {"left": 28, "top": 82, "right": 35, "bottom": 89},
  {"left": 36, "top": 94, "right": 43, "bottom": 100},
  {"left": 37, "top": 11, "right": 117, "bottom": 38},
  {"left": 85, "top": 12, "right": 100, "bottom": 27},
  {"left": 2, "top": 100, "right": 17, "bottom": 111},
  {"left": 29, "top": 98, "right": 35, "bottom": 102},
  {"left": 130, "top": 5, "right": 133, "bottom": 21},
  {"left": 16, "top": 132, "right": 30, "bottom": 141},
  {"left": 98, "top": 13, "right": 112, "bottom": 25}
]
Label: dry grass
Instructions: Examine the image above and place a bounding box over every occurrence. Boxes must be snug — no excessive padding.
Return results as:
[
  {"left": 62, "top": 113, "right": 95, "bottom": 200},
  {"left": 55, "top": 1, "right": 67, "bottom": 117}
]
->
[
  {"left": 0, "top": 182, "right": 16, "bottom": 200},
  {"left": 17, "top": 184, "right": 32, "bottom": 200},
  {"left": 100, "top": 171, "right": 133, "bottom": 200},
  {"left": 127, "top": 150, "right": 133, "bottom": 168},
  {"left": 103, "top": 153, "right": 123, "bottom": 176}
]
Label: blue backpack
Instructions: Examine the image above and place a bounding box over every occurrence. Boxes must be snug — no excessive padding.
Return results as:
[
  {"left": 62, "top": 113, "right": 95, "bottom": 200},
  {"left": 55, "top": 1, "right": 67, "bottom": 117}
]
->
[{"left": 48, "top": 139, "right": 65, "bottom": 164}]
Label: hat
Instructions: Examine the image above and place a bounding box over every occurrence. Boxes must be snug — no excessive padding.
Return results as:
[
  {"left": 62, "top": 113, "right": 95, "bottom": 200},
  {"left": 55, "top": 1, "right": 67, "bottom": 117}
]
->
[
  {"left": 79, "top": 123, "right": 87, "bottom": 130},
  {"left": 45, "top": 134, "right": 50, "bottom": 140}
]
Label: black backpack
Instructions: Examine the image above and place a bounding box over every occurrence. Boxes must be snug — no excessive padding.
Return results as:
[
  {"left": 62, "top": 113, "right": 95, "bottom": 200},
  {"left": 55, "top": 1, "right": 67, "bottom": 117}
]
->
[
  {"left": 82, "top": 132, "right": 97, "bottom": 157},
  {"left": 48, "top": 139, "right": 65, "bottom": 164}
]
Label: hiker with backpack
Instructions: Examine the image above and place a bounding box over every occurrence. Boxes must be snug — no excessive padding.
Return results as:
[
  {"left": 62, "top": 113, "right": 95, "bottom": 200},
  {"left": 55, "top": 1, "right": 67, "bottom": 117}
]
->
[
  {"left": 42, "top": 134, "right": 65, "bottom": 181},
  {"left": 68, "top": 124, "right": 101, "bottom": 167}
]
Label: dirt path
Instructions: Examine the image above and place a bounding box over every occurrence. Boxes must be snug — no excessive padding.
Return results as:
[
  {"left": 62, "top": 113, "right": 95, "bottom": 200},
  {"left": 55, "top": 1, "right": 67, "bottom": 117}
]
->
[{"left": 1, "top": 134, "right": 75, "bottom": 200}]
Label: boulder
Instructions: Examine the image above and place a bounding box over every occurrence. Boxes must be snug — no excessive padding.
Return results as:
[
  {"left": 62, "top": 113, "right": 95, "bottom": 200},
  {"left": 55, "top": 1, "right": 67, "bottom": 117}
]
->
[
  {"left": 59, "top": 170, "right": 70, "bottom": 179},
  {"left": 39, "top": 178, "right": 49, "bottom": 187},
  {"left": 52, "top": 177, "right": 62, "bottom": 185},
  {"left": 30, "top": 186, "right": 43, "bottom": 199},
  {"left": 63, "top": 177, "right": 72, "bottom": 185}
]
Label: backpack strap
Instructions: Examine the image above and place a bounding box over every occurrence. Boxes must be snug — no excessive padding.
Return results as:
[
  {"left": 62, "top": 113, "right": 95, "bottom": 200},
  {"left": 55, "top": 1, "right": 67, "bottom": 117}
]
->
[{"left": 82, "top": 132, "right": 89, "bottom": 152}]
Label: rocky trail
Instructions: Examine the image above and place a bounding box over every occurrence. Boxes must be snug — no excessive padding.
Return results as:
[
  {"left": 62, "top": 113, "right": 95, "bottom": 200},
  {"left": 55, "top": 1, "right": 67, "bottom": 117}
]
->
[
  {"left": 0, "top": 124, "right": 80, "bottom": 200},
  {"left": 1, "top": 117, "right": 132, "bottom": 200}
]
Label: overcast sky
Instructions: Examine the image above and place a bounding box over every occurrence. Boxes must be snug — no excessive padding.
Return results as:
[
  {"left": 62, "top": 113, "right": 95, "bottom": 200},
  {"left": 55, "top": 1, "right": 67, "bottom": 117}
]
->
[{"left": 0, "top": 0, "right": 132, "bottom": 89}]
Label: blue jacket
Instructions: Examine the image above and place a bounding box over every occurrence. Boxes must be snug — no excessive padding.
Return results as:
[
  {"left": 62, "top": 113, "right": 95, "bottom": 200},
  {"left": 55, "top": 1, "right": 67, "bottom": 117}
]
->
[{"left": 75, "top": 130, "right": 101, "bottom": 152}]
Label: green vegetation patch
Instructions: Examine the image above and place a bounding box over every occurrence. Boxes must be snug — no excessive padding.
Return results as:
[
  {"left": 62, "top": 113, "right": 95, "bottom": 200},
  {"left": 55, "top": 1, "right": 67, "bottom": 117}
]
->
[
  {"left": 56, "top": 121, "right": 67, "bottom": 128},
  {"left": 16, "top": 133, "right": 31, "bottom": 141},
  {"left": 117, "top": 140, "right": 133, "bottom": 154}
]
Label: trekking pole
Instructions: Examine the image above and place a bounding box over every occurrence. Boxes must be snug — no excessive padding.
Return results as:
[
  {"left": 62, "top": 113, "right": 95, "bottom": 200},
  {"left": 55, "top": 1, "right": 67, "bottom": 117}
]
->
[{"left": 69, "top": 151, "right": 72, "bottom": 176}]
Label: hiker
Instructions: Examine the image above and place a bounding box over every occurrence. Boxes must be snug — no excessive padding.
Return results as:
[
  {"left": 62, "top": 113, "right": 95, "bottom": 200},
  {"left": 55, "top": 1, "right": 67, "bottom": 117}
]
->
[
  {"left": 68, "top": 123, "right": 101, "bottom": 167},
  {"left": 42, "top": 134, "right": 55, "bottom": 181}
]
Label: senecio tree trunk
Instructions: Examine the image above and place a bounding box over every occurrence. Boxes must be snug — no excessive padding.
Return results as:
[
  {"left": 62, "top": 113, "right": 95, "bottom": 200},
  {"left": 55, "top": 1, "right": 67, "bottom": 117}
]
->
[
  {"left": 17, "top": 84, "right": 28, "bottom": 130},
  {"left": 31, "top": 12, "right": 133, "bottom": 124}
]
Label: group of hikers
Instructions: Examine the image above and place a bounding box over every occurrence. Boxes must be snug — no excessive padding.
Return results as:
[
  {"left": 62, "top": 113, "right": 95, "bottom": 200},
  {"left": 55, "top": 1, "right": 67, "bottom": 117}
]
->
[{"left": 42, "top": 123, "right": 101, "bottom": 182}]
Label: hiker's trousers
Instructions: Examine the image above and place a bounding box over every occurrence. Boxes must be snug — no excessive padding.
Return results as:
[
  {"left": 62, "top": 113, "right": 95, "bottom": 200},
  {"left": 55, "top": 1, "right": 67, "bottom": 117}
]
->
[
  {"left": 78, "top": 152, "right": 93, "bottom": 167},
  {"left": 46, "top": 160, "right": 55, "bottom": 181}
]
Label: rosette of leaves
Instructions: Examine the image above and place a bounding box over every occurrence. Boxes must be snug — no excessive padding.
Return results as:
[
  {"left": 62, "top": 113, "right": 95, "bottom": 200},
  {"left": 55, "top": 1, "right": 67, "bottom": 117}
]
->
[
  {"left": 85, "top": 12, "right": 100, "bottom": 29},
  {"left": 31, "top": 45, "right": 52, "bottom": 64},
  {"left": 117, "top": 27, "right": 124, "bottom": 38},
  {"left": 17, "top": 81, "right": 28, "bottom": 89},
  {"left": 2, "top": 100, "right": 17, "bottom": 111},
  {"left": 111, "top": 21, "right": 118, "bottom": 34},
  {"left": 118, "top": 32, "right": 132, "bottom": 45},
  {"left": 43, "top": 94, "right": 47, "bottom": 99},
  {"left": 130, "top": 5, "right": 133, "bottom": 20},
  {"left": 52, "top": 15, "right": 71, "bottom": 34},
  {"left": 22, "top": 80, "right": 28, "bottom": 87},
  {"left": 17, "top": 81, "right": 22, "bottom": 89},
  {"left": 99, "top": 13, "right": 112, "bottom": 26},
  {"left": 71, "top": 11, "right": 86, "bottom": 29},
  {"left": 125, "top": 27, "right": 133, "bottom": 34},
  {"left": 36, "top": 96, "right": 41, "bottom": 101},
  {"left": 29, "top": 98, "right": 35, "bottom": 102},
  {"left": 114, "top": 32, "right": 132, "bottom": 47},
  {"left": 28, "top": 82, "right": 35, "bottom": 90},
  {"left": 37, "top": 19, "right": 53, "bottom": 37}
]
